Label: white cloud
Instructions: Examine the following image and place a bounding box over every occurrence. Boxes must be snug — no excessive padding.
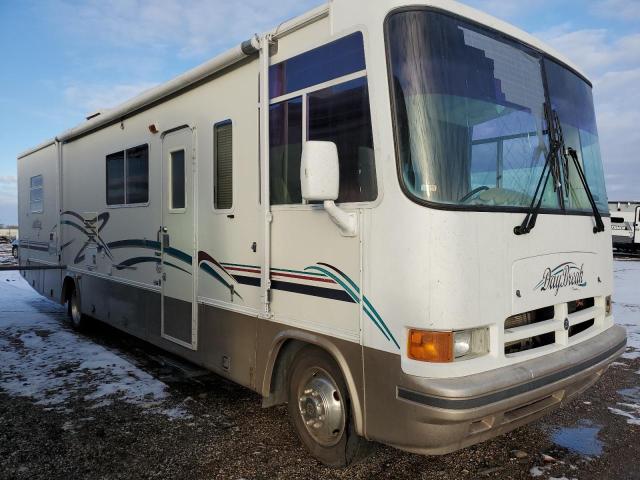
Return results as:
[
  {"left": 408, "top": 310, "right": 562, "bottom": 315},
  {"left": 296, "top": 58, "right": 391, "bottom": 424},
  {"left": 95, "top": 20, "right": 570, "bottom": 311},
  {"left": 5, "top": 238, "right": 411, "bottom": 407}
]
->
[
  {"left": 535, "top": 24, "right": 640, "bottom": 200},
  {"left": 591, "top": 0, "right": 640, "bottom": 21},
  {"left": 54, "top": 0, "right": 322, "bottom": 58},
  {"left": 0, "top": 175, "right": 17, "bottom": 225},
  {"left": 64, "top": 82, "right": 158, "bottom": 114},
  {"left": 536, "top": 26, "right": 640, "bottom": 75},
  {"left": 0, "top": 175, "right": 17, "bottom": 186}
]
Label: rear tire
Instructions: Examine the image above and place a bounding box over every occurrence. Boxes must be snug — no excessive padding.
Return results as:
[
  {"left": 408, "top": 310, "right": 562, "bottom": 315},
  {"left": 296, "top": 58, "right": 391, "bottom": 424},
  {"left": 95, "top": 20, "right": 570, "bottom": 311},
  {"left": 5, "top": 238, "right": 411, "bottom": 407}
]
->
[
  {"left": 68, "top": 286, "right": 87, "bottom": 330},
  {"left": 287, "top": 346, "right": 370, "bottom": 467}
]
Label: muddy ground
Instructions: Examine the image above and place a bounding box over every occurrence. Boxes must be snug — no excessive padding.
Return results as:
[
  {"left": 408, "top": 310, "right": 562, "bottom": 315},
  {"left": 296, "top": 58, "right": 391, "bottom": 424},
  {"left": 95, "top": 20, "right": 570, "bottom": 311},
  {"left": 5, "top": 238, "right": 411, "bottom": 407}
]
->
[{"left": 0, "top": 246, "right": 638, "bottom": 480}]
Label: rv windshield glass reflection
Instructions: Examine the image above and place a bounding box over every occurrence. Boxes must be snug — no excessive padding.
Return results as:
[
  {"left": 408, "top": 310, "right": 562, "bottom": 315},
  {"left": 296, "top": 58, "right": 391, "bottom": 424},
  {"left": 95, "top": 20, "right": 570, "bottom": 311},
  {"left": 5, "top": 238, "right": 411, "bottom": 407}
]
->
[{"left": 386, "top": 10, "right": 608, "bottom": 212}]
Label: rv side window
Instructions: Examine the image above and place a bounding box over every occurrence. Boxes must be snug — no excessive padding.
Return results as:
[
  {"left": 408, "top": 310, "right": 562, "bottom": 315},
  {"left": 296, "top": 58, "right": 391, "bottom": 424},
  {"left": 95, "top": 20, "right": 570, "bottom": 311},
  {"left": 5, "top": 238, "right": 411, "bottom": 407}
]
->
[
  {"left": 29, "top": 175, "right": 44, "bottom": 213},
  {"left": 270, "top": 98, "right": 303, "bottom": 205},
  {"left": 106, "top": 151, "right": 125, "bottom": 205},
  {"left": 308, "top": 77, "right": 377, "bottom": 203},
  {"left": 268, "top": 32, "right": 377, "bottom": 205},
  {"left": 126, "top": 145, "right": 149, "bottom": 204},
  {"left": 171, "top": 150, "right": 186, "bottom": 209},
  {"left": 214, "top": 121, "right": 233, "bottom": 210},
  {"left": 106, "top": 145, "right": 148, "bottom": 206}
]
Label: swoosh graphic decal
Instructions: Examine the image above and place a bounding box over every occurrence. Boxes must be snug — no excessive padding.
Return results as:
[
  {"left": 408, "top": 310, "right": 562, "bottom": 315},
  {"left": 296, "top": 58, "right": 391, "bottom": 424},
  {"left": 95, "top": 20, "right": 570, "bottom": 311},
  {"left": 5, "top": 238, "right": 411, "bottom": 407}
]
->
[{"left": 306, "top": 264, "right": 399, "bottom": 349}]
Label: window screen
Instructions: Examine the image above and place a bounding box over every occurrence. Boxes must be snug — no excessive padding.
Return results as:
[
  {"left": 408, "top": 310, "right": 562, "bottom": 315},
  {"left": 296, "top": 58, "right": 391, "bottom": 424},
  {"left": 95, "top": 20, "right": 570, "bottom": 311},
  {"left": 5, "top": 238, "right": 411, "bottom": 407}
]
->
[
  {"left": 106, "top": 145, "right": 148, "bottom": 206},
  {"left": 106, "top": 152, "right": 125, "bottom": 205},
  {"left": 171, "top": 150, "right": 186, "bottom": 209},
  {"left": 29, "top": 175, "right": 43, "bottom": 213},
  {"left": 270, "top": 97, "right": 303, "bottom": 205},
  {"left": 214, "top": 121, "right": 233, "bottom": 210}
]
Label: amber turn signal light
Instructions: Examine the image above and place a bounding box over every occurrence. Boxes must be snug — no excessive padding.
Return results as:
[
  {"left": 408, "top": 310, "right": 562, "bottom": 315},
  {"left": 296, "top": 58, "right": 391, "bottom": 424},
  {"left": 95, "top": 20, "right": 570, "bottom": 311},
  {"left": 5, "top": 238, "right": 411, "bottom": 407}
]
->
[{"left": 408, "top": 329, "right": 454, "bottom": 363}]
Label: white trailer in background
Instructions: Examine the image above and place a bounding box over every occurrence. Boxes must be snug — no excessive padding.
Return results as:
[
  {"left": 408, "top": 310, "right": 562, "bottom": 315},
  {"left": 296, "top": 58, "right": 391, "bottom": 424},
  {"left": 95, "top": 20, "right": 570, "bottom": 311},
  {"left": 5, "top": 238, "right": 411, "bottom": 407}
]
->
[
  {"left": 17, "top": 0, "right": 626, "bottom": 466},
  {"left": 610, "top": 201, "right": 640, "bottom": 252}
]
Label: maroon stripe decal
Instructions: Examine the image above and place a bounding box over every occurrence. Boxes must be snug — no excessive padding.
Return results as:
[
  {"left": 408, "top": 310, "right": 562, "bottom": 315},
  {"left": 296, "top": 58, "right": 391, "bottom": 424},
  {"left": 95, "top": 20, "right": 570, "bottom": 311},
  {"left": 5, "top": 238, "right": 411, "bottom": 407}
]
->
[{"left": 272, "top": 271, "right": 335, "bottom": 283}]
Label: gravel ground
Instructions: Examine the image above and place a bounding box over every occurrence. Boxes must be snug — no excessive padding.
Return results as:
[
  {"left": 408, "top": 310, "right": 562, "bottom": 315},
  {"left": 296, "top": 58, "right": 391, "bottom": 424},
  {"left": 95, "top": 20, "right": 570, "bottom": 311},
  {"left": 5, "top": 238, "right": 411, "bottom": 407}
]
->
[{"left": 0, "top": 249, "right": 639, "bottom": 480}]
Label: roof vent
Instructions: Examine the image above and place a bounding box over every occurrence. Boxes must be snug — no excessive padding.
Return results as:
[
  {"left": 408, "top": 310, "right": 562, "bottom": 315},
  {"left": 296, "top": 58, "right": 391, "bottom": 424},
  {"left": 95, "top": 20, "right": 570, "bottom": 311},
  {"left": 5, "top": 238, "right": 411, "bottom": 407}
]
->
[{"left": 85, "top": 111, "right": 103, "bottom": 121}]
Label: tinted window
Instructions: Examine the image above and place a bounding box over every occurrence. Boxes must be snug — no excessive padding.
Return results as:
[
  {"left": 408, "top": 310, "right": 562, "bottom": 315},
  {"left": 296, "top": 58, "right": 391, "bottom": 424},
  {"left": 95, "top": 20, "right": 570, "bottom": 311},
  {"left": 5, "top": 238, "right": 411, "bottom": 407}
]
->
[
  {"left": 214, "top": 121, "right": 233, "bottom": 210},
  {"left": 269, "top": 32, "right": 366, "bottom": 99},
  {"left": 270, "top": 97, "right": 303, "bottom": 205},
  {"left": 106, "top": 145, "right": 148, "bottom": 206},
  {"left": 106, "top": 151, "right": 125, "bottom": 205},
  {"left": 308, "top": 77, "right": 377, "bottom": 203},
  {"left": 126, "top": 145, "right": 149, "bottom": 204},
  {"left": 29, "top": 174, "right": 43, "bottom": 213},
  {"left": 171, "top": 150, "right": 186, "bottom": 209},
  {"left": 545, "top": 59, "right": 608, "bottom": 213}
]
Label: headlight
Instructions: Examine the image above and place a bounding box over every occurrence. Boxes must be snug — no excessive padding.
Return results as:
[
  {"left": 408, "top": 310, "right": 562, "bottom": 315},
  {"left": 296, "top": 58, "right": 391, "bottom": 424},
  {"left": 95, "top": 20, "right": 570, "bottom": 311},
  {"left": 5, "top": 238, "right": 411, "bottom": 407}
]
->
[
  {"left": 408, "top": 327, "right": 489, "bottom": 362},
  {"left": 605, "top": 295, "right": 612, "bottom": 316},
  {"left": 454, "top": 328, "right": 489, "bottom": 360},
  {"left": 453, "top": 330, "right": 472, "bottom": 357}
]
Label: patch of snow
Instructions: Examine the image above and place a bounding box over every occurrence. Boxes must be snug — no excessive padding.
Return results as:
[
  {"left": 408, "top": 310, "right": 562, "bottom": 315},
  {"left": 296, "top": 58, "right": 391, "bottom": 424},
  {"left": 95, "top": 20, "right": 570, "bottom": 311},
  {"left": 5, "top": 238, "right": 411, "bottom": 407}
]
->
[
  {"left": 530, "top": 466, "right": 547, "bottom": 477},
  {"left": 0, "top": 272, "right": 189, "bottom": 419},
  {"left": 610, "top": 361, "right": 629, "bottom": 368},
  {"left": 608, "top": 387, "right": 640, "bottom": 425}
]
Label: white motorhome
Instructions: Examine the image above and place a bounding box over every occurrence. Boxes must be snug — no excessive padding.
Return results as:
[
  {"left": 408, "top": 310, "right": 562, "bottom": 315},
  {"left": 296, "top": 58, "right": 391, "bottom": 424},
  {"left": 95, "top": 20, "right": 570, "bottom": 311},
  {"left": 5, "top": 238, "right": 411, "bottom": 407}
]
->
[
  {"left": 17, "top": 0, "right": 626, "bottom": 466},
  {"left": 609, "top": 201, "right": 640, "bottom": 252}
]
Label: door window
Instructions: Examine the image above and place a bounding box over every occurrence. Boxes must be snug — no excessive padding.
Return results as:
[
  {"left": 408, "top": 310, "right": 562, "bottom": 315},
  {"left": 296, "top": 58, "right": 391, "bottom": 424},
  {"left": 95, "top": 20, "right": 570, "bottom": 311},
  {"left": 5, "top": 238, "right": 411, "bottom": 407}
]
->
[{"left": 171, "top": 150, "right": 186, "bottom": 210}]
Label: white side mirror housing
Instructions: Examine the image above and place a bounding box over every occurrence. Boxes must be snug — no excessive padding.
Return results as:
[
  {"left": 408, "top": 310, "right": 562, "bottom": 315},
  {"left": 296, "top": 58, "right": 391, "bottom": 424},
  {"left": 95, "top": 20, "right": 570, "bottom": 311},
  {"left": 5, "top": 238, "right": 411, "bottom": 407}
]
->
[
  {"left": 300, "top": 141, "right": 339, "bottom": 201},
  {"left": 300, "top": 141, "right": 357, "bottom": 237}
]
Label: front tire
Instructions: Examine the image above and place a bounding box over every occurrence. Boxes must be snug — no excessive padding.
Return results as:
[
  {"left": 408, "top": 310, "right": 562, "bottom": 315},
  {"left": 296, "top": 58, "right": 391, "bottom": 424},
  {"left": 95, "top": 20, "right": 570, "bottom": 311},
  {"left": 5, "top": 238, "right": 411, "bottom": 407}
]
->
[
  {"left": 68, "top": 286, "right": 87, "bottom": 330},
  {"left": 287, "top": 346, "right": 370, "bottom": 467}
]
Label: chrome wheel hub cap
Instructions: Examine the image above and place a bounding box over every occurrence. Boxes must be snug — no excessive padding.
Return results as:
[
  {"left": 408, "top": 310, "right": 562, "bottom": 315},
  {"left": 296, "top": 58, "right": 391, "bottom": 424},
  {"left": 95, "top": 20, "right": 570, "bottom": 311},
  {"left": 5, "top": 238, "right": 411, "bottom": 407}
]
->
[
  {"left": 297, "top": 368, "right": 345, "bottom": 447},
  {"left": 71, "top": 294, "right": 81, "bottom": 326}
]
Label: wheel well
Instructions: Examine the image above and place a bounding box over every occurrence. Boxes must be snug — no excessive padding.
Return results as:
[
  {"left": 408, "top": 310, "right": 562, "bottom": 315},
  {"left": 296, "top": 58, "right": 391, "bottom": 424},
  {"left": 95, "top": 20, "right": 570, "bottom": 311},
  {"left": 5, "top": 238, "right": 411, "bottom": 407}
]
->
[
  {"left": 263, "top": 337, "right": 364, "bottom": 435},
  {"left": 263, "top": 339, "right": 307, "bottom": 408},
  {"left": 61, "top": 276, "right": 76, "bottom": 305}
]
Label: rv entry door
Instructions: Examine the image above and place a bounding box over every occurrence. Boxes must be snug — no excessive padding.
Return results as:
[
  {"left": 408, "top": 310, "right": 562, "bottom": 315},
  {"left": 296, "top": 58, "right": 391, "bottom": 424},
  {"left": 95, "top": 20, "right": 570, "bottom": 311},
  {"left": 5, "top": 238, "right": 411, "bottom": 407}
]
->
[{"left": 161, "top": 127, "right": 197, "bottom": 350}]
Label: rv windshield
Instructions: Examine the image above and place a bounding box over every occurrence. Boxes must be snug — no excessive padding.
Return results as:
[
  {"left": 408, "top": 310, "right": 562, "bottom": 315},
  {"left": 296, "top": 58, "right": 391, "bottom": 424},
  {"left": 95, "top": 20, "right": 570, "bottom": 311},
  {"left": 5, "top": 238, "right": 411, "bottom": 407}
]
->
[{"left": 386, "top": 10, "right": 608, "bottom": 213}]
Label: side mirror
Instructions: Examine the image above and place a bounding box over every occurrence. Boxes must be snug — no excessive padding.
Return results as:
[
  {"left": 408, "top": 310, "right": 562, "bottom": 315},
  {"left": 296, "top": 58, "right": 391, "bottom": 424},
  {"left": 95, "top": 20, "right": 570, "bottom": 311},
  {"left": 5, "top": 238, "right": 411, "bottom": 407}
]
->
[
  {"left": 300, "top": 141, "right": 357, "bottom": 237},
  {"left": 300, "top": 141, "right": 339, "bottom": 201}
]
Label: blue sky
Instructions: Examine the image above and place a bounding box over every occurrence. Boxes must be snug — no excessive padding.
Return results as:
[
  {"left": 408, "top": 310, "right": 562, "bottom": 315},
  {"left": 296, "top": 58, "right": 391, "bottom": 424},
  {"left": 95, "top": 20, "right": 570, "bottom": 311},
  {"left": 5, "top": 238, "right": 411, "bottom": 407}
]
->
[{"left": 0, "top": 0, "right": 638, "bottom": 224}]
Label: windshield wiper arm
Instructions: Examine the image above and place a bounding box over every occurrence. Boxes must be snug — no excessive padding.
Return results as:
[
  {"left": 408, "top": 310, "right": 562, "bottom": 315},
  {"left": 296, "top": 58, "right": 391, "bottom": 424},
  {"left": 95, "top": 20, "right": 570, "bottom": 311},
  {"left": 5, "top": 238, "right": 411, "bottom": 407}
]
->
[
  {"left": 514, "top": 103, "right": 563, "bottom": 236},
  {"left": 550, "top": 108, "right": 605, "bottom": 234},
  {"left": 564, "top": 146, "right": 606, "bottom": 233}
]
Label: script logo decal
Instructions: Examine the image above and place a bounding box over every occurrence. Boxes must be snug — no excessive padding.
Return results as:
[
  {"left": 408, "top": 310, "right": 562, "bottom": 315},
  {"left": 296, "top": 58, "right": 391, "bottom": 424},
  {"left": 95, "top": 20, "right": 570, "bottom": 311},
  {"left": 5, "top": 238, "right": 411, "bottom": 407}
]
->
[{"left": 534, "top": 262, "right": 587, "bottom": 296}]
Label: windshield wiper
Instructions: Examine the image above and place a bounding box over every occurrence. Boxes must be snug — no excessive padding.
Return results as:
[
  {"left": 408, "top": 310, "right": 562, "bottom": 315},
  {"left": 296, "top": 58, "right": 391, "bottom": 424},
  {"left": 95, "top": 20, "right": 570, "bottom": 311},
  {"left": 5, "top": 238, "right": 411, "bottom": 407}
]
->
[
  {"left": 514, "top": 103, "right": 563, "bottom": 236},
  {"left": 551, "top": 107, "right": 604, "bottom": 233},
  {"left": 563, "top": 145, "right": 606, "bottom": 233}
]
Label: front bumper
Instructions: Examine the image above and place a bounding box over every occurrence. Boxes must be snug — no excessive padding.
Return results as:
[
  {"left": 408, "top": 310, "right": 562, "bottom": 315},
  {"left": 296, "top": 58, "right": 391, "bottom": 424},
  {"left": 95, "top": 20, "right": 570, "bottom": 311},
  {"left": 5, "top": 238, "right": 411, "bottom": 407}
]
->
[{"left": 363, "top": 324, "right": 626, "bottom": 455}]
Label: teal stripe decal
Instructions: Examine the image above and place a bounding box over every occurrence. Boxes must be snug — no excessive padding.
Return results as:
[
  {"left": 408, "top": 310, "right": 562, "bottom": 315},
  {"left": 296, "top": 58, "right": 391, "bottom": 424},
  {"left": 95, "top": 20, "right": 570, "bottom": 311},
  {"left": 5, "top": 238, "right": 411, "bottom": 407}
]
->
[
  {"left": 200, "top": 263, "right": 243, "bottom": 301},
  {"left": 305, "top": 265, "right": 399, "bottom": 349}
]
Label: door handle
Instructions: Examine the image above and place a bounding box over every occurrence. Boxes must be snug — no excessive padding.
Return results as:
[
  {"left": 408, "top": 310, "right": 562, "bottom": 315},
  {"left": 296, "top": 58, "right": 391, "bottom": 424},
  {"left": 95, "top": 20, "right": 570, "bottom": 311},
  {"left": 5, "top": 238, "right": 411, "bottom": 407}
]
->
[{"left": 157, "top": 226, "right": 169, "bottom": 248}]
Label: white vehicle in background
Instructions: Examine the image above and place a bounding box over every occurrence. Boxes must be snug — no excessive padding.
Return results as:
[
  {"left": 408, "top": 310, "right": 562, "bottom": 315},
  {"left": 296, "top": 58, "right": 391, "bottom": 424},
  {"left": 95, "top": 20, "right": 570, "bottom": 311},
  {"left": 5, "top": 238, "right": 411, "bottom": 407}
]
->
[
  {"left": 610, "top": 201, "right": 640, "bottom": 252},
  {"left": 16, "top": 0, "right": 626, "bottom": 466}
]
